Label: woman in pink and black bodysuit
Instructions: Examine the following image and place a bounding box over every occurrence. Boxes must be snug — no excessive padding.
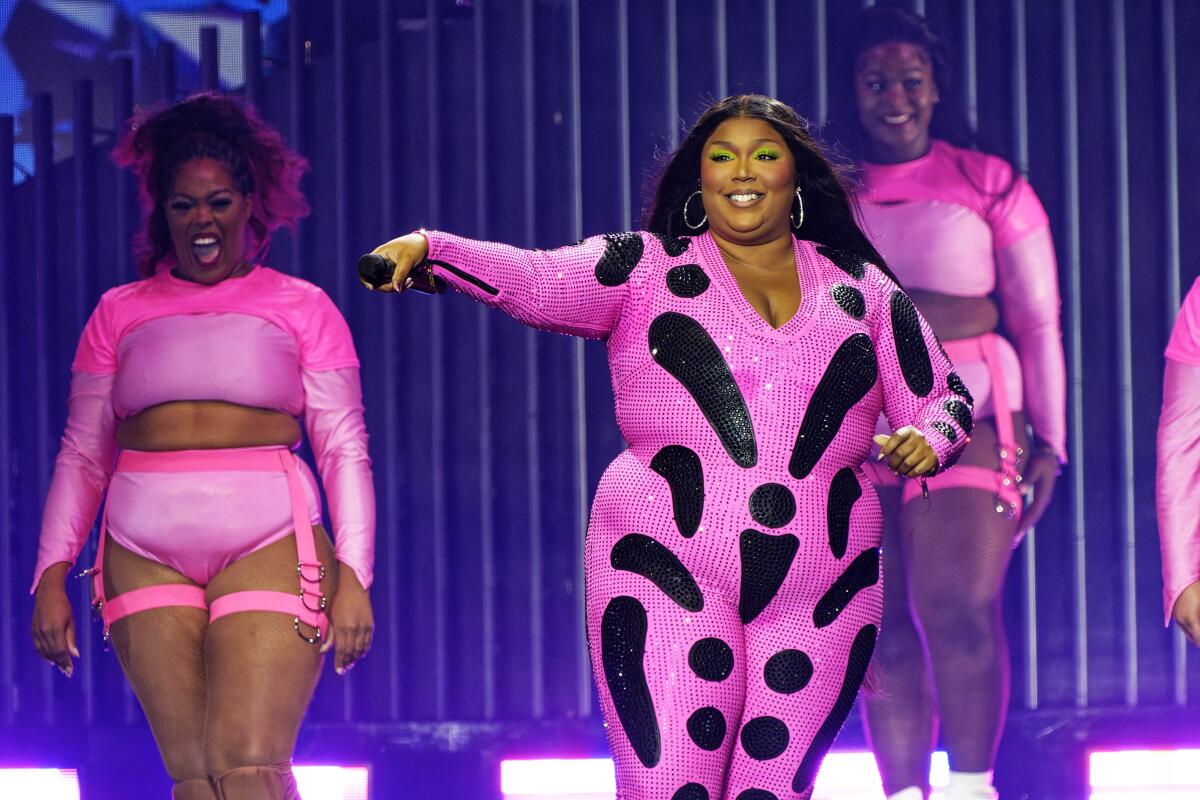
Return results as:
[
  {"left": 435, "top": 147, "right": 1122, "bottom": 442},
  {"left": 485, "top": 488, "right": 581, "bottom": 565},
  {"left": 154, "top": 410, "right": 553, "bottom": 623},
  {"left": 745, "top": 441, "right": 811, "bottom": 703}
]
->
[
  {"left": 29, "top": 94, "right": 375, "bottom": 800},
  {"left": 365, "top": 95, "right": 969, "bottom": 800},
  {"left": 830, "top": 9, "right": 1067, "bottom": 800}
]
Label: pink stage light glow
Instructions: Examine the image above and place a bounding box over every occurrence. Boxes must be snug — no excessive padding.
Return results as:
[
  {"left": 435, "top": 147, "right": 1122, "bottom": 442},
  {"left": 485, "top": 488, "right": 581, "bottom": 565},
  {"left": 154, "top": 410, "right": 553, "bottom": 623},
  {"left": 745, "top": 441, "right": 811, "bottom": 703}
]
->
[
  {"left": 293, "top": 765, "right": 370, "bottom": 800},
  {"left": 0, "top": 769, "right": 80, "bottom": 800},
  {"left": 499, "top": 753, "right": 950, "bottom": 800},
  {"left": 1089, "top": 749, "right": 1200, "bottom": 799}
]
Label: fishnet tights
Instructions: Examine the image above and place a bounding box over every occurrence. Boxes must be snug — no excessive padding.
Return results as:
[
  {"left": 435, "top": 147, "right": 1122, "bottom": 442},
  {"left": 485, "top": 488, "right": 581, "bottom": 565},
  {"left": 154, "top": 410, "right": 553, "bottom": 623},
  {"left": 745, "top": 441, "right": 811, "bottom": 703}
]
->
[
  {"left": 862, "top": 417, "right": 1026, "bottom": 796},
  {"left": 104, "top": 527, "right": 336, "bottom": 799}
]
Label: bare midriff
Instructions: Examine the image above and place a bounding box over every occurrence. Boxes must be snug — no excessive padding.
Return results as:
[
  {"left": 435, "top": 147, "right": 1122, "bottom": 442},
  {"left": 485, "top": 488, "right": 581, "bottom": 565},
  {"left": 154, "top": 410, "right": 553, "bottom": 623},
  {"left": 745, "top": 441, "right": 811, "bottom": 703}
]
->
[
  {"left": 116, "top": 400, "right": 301, "bottom": 452},
  {"left": 907, "top": 290, "right": 999, "bottom": 342}
]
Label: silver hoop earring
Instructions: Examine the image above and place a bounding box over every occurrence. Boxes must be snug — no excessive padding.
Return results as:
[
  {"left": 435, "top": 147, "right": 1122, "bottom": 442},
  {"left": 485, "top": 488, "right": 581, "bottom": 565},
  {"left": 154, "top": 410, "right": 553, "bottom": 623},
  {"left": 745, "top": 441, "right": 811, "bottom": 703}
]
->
[
  {"left": 683, "top": 190, "right": 707, "bottom": 230},
  {"left": 791, "top": 187, "right": 805, "bottom": 229}
]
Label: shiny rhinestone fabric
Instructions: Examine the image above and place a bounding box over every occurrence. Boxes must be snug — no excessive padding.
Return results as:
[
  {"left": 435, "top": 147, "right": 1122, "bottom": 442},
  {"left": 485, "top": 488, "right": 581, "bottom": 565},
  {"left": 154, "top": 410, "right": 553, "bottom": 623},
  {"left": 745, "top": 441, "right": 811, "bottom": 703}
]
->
[
  {"left": 738, "top": 529, "right": 801, "bottom": 624},
  {"left": 947, "top": 370, "right": 975, "bottom": 407},
  {"left": 812, "top": 548, "right": 881, "bottom": 629},
  {"left": 830, "top": 283, "right": 866, "bottom": 320},
  {"left": 420, "top": 230, "right": 969, "bottom": 799},
  {"left": 788, "top": 333, "right": 879, "bottom": 479},
  {"left": 611, "top": 533, "right": 705, "bottom": 612},
  {"left": 650, "top": 445, "right": 705, "bottom": 538},
  {"left": 597, "top": 232, "right": 647, "bottom": 286},
  {"left": 668, "top": 264, "right": 712, "bottom": 298},
  {"left": 749, "top": 483, "right": 797, "bottom": 529},
  {"left": 763, "top": 649, "right": 814, "bottom": 695},
  {"left": 889, "top": 290, "right": 935, "bottom": 397},
  {"left": 601, "top": 596, "right": 661, "bottom": 768},
  {"left": 826, "top": 468, "right": 862, "bottom": 560},
  {"left": 689, "top": 637, "right": 735, "bottom": 682},
  {"left": 649, "top": 312, "right": 758, "bottom": 468}
]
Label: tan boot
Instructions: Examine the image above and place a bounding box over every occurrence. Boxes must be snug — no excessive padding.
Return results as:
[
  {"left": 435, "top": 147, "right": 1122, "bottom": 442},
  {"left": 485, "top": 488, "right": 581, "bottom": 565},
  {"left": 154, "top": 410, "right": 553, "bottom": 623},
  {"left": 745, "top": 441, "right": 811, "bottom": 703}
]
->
[{"left": 211, "top": 765, "right": 299, "bottom": 800}]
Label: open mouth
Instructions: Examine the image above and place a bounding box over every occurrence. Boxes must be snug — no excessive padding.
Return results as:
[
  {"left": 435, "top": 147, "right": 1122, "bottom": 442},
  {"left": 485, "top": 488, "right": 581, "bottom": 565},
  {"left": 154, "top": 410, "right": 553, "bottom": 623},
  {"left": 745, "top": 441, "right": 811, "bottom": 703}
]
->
[
  {"left": 191, "top": 234, "right": 221, "bottom": 266},
  {"left": 726, "top": 192, "right": 765, "bottom": 208},
  {"left": 882, "top": 113, "right": 914, "bottom": 126}
]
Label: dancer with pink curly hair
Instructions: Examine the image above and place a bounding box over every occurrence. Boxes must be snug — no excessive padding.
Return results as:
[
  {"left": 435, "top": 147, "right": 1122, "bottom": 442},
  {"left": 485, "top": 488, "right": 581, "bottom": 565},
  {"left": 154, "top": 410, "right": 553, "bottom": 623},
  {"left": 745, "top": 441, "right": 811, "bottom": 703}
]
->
[{"left": 30, "top": 93, "right": 375, "bottom": 800}]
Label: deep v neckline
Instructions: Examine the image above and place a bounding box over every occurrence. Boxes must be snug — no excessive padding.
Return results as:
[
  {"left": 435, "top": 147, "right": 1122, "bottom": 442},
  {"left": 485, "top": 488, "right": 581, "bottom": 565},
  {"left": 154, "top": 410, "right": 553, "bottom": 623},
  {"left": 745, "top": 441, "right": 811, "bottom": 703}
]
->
[{"left": 696, "top": 232, "right": 820, "bottom": 338}]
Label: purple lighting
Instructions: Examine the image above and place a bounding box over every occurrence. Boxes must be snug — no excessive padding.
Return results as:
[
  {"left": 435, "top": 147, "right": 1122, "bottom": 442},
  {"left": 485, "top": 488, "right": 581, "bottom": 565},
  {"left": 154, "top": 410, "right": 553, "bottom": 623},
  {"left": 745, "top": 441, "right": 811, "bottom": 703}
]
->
[
  {"left": 0, "top": 769, "right": 80, "bottom": 800},
  {"left": 1089, "top": 749, "right": 1200, "bottom": 799},
  {"left": 499, "top": 753, "right": 951, "bottom": 800},
  {"left": 294, "top": 765, "right": 370, "bottom": 800}
]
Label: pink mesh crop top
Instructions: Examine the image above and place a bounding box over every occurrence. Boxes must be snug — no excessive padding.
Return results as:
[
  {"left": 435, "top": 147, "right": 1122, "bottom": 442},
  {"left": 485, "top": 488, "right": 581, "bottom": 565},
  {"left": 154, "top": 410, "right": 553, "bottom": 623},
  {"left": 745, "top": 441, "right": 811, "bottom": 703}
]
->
[
  {"left": 858, "top": 139, "right": 1067, "bottom": 462},
  {"left": 33, "top": 266, "right": 375, "bottom": 591}
]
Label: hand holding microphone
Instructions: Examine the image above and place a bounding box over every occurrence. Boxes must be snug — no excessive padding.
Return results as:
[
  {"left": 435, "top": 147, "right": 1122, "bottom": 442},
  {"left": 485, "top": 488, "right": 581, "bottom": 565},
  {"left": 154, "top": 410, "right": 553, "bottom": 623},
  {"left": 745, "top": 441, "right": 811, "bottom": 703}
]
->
[{"left": 357, "top": 232, "right": 445, "bottom": 294}]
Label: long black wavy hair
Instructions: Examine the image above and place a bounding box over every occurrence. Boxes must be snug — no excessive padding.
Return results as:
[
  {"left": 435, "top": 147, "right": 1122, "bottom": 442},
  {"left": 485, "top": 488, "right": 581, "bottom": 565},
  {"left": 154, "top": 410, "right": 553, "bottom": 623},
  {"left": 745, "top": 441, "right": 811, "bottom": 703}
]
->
[{"left": 642, "top": 94, "right": 895, "bottom": 282}]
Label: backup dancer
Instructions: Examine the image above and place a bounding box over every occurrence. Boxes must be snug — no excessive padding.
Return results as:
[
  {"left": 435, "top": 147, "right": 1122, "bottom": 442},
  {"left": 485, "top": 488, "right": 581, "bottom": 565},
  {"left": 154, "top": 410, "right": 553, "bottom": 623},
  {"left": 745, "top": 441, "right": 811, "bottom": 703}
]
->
[
  {"left": 830, "top": 9, "right": 1067, "bottom": 800},
  {"left": 30, "top": 94, "right": 375, "bottom": 800}
]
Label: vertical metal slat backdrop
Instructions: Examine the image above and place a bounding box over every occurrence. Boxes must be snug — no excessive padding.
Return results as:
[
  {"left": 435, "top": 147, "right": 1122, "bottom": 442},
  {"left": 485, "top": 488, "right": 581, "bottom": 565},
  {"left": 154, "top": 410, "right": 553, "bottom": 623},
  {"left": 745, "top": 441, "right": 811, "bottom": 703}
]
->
[{"left": 2, "top": 0, "right": 1197, "bottom": 795}]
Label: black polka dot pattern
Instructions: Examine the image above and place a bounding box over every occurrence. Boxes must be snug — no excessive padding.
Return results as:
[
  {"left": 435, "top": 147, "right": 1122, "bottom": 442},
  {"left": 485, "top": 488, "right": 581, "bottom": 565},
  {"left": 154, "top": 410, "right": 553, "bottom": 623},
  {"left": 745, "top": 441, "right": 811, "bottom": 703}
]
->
[
  {"left": 944, "top": 399, "right": 974, "bottom": 434},
  {"left": 738, "top": 529, "right": 800, "bottom": 624},
  {"left": 600, "top": 596, "right": 660, "bottom": 768},
  {"left": 688, "top": 637, "right": 734, "bottom": 682},
  {"left": 650, "top": 445, "right": 704, "bottom": 538},
  {"left": 932, "top": 420, "right": 957, "bottom": 444},
  {"left": 735, "top": 791, "right": 779, "bottom": 800},
  {"left": 611, "top": 533, "right": 704, "bottom": 612},
  {"left": 667, "top": 264, "right": 711, "bottom": 298},
  {"left": 813, "top": 548, "right": 880, "bottom": 629},
  {"left": 687, "top": 706, "right": 727, "bottom": 751},
  {"left": 740, "top": 716, "right": 790, "bottom": 761},
  {"left": 890, "top": 291, "right": 934, "bottom": 397},
  {"left": 655, "top": 231, "right": 692, "bottom": 257},
  {"left": 649, "top": 312, "right": 758, "bottom": 468},
  {"left": 815, "top": 245, "right": 867, "bottom": 279},
  {"left": 826, "top": 468, "right": 861, "bottom": 560},
  {"left": 793, "top": 625, "right": 878, "bottom": 792},
  {"left": 749, "top": 483, "right": 796, "bottom": 529},
  {"left": 789, "top": 333, "right": 879, "bottom": 479},
  {"left": 830, "top": 283, "right": 866, "bottom": 319},
  {"left": 947, "top": 371, "right": 975, "bottom": 406},
  {"left": 595, "top": 232, "right": 645, "bottom": 286},
  {"left": 671, "top": 784, "right": 709, "bottom": 800},
  {"left": 764, "top": 649, "right": 814, "bottom": 695}
]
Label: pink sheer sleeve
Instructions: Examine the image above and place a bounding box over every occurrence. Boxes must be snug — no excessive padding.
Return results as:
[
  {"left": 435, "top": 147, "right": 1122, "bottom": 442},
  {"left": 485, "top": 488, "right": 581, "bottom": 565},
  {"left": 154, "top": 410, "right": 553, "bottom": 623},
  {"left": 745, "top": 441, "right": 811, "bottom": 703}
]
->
[
  {"left": 869, "top": 270, "right": 972, "bottom": 472},
  {"left": 421, "top": 230, "right": 636, "bottom": 339},
  {"left": 995, "top": 226, "right": 1067, "bottom": 463},
  {"left": 1156, "top": 357, "right": 1200, "bottom": 625},
  {"left": 302, "top": 367, "right": 375, "bottom": 590},
  {"left": 31, "top": 371, "right": 118, "bottom": 592}
]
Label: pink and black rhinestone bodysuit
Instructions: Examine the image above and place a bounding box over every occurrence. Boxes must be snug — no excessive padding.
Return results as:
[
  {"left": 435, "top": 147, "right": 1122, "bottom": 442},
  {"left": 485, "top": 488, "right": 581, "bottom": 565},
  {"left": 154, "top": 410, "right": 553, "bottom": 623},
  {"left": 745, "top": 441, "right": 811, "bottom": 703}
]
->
[{"left": 420, "top": 229, "right": 970, "bottom": 800}]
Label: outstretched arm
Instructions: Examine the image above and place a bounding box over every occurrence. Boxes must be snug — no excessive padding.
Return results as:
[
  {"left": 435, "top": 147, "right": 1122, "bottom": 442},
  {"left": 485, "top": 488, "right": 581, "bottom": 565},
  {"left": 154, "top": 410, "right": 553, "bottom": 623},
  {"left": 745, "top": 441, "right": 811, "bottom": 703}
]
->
[{"left": 366, "top": 230, "right": 643, "bottom": 339}]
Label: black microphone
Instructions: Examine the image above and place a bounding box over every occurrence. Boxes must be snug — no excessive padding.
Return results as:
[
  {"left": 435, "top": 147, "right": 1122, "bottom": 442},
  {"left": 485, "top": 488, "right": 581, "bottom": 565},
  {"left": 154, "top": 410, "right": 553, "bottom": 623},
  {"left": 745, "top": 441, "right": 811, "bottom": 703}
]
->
[{"left": 357, "top": 253, "right": 446, "bottom": 294}]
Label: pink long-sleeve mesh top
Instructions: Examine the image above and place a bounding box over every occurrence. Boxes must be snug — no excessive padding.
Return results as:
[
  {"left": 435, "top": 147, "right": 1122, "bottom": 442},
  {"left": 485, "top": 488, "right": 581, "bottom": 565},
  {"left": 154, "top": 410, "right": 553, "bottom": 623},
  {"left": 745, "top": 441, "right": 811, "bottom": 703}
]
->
[
  {"left": 858, "top": 139, "right": 1067, "bottom": 463},
  {"left": 33, "top": 266, "right": 375, "bottom": 592}
]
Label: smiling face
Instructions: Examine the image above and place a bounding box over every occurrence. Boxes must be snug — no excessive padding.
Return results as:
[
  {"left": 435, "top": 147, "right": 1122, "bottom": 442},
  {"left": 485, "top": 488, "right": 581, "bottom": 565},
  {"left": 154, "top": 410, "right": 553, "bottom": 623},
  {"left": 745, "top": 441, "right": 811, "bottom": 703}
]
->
[
  {"left": 699, "top": 116, "right": 797, "bottom": 247},
  {"left": 854, "top": 41, "right": 939, "bottom": 163},
  {"left": 165, "top": 157, "right": 252, "bottom": 284}
]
